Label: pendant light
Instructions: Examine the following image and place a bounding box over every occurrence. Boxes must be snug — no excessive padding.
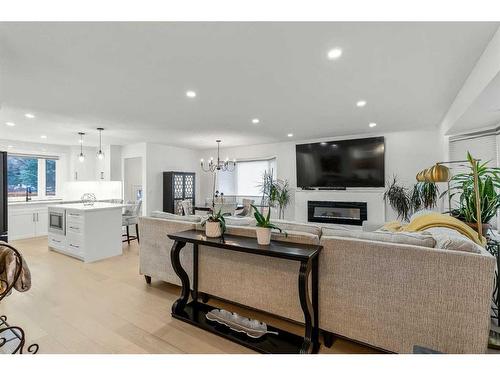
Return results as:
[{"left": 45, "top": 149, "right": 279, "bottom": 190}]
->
[
  {"left": 78, "top": 132, "right": 85, "bottom": 162},
  {"left": 96, "top": 127, "right": 105, "bottom": 160}
]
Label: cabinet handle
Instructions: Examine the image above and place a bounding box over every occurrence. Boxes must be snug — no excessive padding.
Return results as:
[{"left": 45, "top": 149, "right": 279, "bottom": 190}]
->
[
  {"left": 52, "top": 239, "right": 61, "bottom": 243},
  {"left": 36, "top": 213, "right": 39, "bottom": 221},
  {"left": 33, "top": 213, "right": 35, "bottom": 222},
  {"left": 69, "top": 226, "right": 79, "bottom": 230}
]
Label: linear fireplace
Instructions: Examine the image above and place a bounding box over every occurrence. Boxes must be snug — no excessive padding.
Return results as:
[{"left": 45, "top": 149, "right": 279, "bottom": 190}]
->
[{"left": 307, "top": 201, "right": 367, "bottom": 226}]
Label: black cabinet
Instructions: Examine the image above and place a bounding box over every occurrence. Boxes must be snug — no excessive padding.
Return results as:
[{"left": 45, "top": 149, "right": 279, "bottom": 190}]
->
[{"left": 163, "top": 172, "right": 195, "bottom": 215}]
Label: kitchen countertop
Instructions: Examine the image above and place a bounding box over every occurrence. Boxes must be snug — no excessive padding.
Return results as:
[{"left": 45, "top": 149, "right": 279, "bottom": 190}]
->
[
  {"left": 9, "top": 199, "right": 119, "bottom": 206},
  {"left": 47, "top": 202, "right": 124, "bottom": 211}
]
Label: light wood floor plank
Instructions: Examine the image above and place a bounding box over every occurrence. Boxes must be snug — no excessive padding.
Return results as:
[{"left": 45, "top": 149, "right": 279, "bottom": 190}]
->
[{"left": 0, "top": 236, "right": 384, "bottom": 354}]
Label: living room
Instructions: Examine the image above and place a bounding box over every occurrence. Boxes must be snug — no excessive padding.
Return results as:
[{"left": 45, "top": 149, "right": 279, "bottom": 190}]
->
[{"left": 1, "top": 1, "right": 500, "bottom": 372}]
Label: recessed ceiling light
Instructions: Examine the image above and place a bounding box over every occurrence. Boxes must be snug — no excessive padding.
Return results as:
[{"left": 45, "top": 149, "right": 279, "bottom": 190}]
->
[
  {"left": 186, "top": 90, "right": 196, "bottom": 98},
  {"left": 7, "top": 145, "right": 13, "bottom": 149},
  {"left": 24, "top": 113, "right": 35, "bottom": 119},
  {"left": 5, "top": 122, "right": 15, "bottom": 127},
  {"left": 40, "top": 135, "right": 47, "bottom": 139},
  {"left": 356, "top": 100, "right": 367, "bottom": 107},
  {"left": 327, "top": 48, "right": 343, "bottom": 60},
  {"left": 369, "top": 122, "right": 377, "bottom": 128},
  {"left": 252, "top": 118, "right": 260, "bottom": 124},
  {"left": 287, "top": 133, "right": 294, "bottom": 137}
]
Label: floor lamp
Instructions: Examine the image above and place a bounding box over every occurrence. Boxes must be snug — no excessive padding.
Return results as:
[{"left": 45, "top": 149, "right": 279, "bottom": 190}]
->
[{"left": 415, "top": 158, "right": 482, "bottom": 238}]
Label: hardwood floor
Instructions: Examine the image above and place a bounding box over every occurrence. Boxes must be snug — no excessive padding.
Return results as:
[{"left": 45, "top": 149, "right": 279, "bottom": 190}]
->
[{"left": 1, "top": 236, "right": 382, "bottom": 354}]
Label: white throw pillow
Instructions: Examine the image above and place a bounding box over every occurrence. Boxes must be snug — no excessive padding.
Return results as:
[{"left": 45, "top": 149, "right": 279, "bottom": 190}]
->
[{"left": 424, "top": 227, "right": 483, "bottom": 254}]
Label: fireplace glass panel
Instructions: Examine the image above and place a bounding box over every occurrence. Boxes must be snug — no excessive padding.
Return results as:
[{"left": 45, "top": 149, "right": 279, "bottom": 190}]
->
[{"left": 313, "top": 207, "right": 361, "bottom": 221}]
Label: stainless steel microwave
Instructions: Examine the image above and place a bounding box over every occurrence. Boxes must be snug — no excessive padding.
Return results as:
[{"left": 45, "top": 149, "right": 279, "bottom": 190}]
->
[{"left": 48, "top": 208, "right": 65, "bottom": 235}]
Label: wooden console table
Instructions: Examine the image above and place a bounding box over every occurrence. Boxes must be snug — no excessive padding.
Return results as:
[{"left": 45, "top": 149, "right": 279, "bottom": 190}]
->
[{"left": 167, "top": 229, "right": 322, "bottom": 354}]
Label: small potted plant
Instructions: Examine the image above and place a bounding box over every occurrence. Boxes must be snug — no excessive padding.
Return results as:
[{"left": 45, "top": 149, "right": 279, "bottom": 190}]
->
[
  {"left": 202, "top": 209, "right": 226, "bottom": 238},
  {"left": 251, "top": 204, "right": 284, "bottom": 245}
]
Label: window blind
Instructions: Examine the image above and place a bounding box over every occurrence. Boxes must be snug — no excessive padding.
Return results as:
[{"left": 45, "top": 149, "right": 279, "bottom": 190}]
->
[{"left": 449, "top": 133, "right": 497, "bottom": 167}]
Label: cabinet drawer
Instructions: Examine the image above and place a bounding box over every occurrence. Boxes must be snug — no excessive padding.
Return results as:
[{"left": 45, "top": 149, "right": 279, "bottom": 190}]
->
[
  {"left": 67, "top": 232, "right": 84, "bottom": 246},
  {"left": 66, "top": 242, "right": 84, "bottom": 257},
  {"left": 48, "top": 235, "right": 66, "bottom": 250},
  {"left": 67, "top": 222, "right": 84, "bottom": 234},
  {"left": 66, "top": 211, "right": 84, "bottom": 223}
]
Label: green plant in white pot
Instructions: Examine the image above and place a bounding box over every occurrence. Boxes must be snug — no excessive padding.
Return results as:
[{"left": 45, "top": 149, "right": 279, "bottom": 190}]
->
[
  {"left": 251, "top": 204, "right": 284, "bottom": 245},
  {"left": 201, "top": 209, "right": 226, "bottom": 238}
]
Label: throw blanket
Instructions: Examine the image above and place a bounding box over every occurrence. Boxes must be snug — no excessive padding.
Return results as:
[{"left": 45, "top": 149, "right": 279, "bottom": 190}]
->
[
  {"left": 383, "top": 213, "right": 486, "bottom": 246},
  {"left": 0, "top": 242, "right": 31, "bottom": 298}
]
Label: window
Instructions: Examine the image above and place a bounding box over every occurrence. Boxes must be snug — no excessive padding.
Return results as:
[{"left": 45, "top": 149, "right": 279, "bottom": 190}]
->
[
  {"left": 218, "top": 158, "right": 276, "bottom": 196},
  {"left": 45, "top": 159, "right": 57, "bottom": 196},
  {"left": 7, "top": 154, "right": 59, "bottom": 199}
]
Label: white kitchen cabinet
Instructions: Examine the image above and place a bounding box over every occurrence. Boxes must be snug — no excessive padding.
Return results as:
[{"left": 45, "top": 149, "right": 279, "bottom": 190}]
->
[
  {"left": 69, "top": 146, "right": 96, "bottom": 181},
  {"left": 48, "top": 202, "right": 123, "bottom": 263},
  {"left": 8, "top": 204, "right": 48, "bottom": 240}
]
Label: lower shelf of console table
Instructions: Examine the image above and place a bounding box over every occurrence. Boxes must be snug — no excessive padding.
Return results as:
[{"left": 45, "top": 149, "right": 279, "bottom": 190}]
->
[
  {"left": 172, "top": 300, "right": 307, "bottom": 354},
  {"left": 168, "top": 229, "right": 322, "bottom": 354}
]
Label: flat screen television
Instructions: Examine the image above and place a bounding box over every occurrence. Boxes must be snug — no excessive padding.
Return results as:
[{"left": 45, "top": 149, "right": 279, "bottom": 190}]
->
[{"left": 296, "top": 136, "right": 385, "bottom": 188}]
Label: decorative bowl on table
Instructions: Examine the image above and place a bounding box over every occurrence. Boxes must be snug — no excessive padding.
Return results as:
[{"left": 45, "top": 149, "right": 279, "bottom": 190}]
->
[{"left": 81, "top": 193, "right": 97, "bottom": 206}]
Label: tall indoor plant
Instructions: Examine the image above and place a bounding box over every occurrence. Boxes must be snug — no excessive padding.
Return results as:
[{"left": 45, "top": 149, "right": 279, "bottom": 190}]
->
[{"left": 442, "top": 152, "right": 500, "bottom": 231}]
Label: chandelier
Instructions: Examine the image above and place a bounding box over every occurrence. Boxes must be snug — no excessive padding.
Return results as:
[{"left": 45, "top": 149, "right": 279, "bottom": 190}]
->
[{"left": 200, "top": 140, "right": 236, "bottom": 172}]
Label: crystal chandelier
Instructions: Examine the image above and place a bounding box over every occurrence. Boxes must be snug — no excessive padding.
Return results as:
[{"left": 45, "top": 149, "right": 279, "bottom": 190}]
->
[{"left": 200, "top": 140, "right": 236, "bottom": 172}]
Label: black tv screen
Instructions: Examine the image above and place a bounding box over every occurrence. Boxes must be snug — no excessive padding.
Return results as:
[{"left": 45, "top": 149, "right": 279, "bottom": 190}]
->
[{"left": 296, "top": 136, "right": 385, "bottom": 188}]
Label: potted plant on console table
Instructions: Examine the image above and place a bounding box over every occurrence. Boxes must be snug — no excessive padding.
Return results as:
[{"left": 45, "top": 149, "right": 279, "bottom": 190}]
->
[
  {"left": 202, "top": 209, "right": 226, "bottom": 238},
  {"left": 251, "top": 204, "right": 284, "bottom": 245}
]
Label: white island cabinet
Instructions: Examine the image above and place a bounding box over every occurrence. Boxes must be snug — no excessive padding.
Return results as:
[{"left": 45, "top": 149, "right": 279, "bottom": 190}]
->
[{"left": 48, "top": 202, "right": 123, "bottom": 263}]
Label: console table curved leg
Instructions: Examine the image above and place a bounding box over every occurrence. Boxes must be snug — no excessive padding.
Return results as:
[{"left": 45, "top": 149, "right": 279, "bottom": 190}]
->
[
  {"left": 299, "top": 259, "right": 315, "bottom": 354},
  {"left": 170, "top": 240, "right": 189, "bottom": 314}
]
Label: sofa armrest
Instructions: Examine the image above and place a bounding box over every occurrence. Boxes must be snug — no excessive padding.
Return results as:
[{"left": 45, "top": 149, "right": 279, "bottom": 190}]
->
[{"left": 138, "top": 217, "right": 196, "bottom": 286}]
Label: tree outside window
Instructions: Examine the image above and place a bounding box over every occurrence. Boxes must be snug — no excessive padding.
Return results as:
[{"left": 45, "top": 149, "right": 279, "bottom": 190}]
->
[
  {"left": 7, "top": 155, "right": 59, "bottom": 199},
  {"left": 7, "top": 156, "right": 39, "bottom": 197}
]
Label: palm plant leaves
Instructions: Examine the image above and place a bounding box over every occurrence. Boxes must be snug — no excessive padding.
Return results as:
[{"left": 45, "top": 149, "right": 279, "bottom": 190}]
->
[{"left": 441, "top": 152, "right": 500, "bottom": 223}]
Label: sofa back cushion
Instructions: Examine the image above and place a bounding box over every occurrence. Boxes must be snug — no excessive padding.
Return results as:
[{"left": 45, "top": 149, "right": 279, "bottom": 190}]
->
[
  {"left": 322, "top": 228, "right": 436, "bottom": 248},
  {"left": 150, "top": 211, "right": 202, "bottom": 222},
  {"left": 272, "top": 219, "right": 322, "bottom": 237}
]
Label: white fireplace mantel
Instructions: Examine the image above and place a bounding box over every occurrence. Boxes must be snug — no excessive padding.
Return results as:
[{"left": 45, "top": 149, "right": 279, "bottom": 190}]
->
[{"left": 294, "top": 189, "right": 386, "bottom": 227}]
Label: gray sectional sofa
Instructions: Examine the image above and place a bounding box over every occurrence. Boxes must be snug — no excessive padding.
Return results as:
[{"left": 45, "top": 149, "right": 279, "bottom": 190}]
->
[{"left": 138, "top": 214, "right": 495, "bottom": 354}]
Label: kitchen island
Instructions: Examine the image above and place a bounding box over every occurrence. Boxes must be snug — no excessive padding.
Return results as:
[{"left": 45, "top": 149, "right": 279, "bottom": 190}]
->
[{"left": 48, "top": 202, "right": 123, "bottom": 263}]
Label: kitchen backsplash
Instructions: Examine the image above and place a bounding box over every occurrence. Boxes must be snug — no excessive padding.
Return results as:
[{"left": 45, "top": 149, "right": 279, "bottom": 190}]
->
[{"left": 63, "top": 181, "right": 123, "bottom": 201}]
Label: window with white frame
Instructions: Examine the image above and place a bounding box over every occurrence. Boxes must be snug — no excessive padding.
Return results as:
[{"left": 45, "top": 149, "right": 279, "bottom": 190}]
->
[
  {"left": 7, "top": 154, "right": 60, "bottom": 199},
  {"left": 217, "top": 158, "right": 277, "bottom": 196}
]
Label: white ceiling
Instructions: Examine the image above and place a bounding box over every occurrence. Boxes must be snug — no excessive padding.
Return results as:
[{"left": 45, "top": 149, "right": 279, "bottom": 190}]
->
[
  {"left": 0, "top": 22, "right": 498, "bottom": 149},
  {"left": 450, "top": 71, "right": 500, "bottom": 134}
]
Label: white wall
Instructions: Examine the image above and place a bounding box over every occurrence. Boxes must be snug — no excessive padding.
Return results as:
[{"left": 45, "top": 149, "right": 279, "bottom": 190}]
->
[
  {"left": 198, "top": 129, "right": 444, "bottom": 222},
  {"left": 146, "top": 143, "right": 199, "bottom": 216},
  {"left": 121, "top": 143, "right": 148, "bottom": 215},
  {"left": 123, "top": 157, "right": 143, "bottom": 202}
]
